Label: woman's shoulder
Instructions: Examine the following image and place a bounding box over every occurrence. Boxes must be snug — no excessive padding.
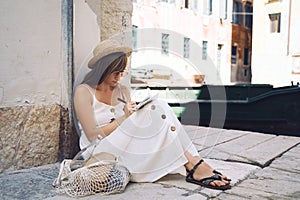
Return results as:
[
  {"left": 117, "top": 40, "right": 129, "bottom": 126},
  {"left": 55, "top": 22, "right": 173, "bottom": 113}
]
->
[
  {"left": 76, "top": 84, "right": 93, "bottom": 92},
  {"left": 74, "top": 84, "right": 94, "bottom": 99}
]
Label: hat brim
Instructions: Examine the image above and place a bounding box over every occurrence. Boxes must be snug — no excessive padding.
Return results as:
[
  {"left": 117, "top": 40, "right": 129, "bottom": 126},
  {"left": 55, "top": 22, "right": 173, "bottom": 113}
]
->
[{"left": 88, "top": 46, "right": 132, "bottom": 68}]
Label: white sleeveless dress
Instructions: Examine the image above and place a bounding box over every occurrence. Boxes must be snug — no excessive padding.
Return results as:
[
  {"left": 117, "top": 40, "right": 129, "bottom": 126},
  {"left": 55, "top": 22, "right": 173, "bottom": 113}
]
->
[{"left": 78, "top": 84, "right": 199, "bottom": 182}]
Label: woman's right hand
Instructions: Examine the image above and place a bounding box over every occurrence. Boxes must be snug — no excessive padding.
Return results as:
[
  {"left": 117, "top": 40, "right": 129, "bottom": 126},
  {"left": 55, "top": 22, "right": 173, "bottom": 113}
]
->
[{"left": 123, "top": 101, "right": 136, "bottom": 117}]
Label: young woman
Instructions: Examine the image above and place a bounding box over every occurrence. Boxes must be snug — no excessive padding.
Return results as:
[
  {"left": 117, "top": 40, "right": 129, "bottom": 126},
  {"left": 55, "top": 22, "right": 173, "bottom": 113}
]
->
[{"left": 73, "top": 39, "right": 231, "bottom": 190}]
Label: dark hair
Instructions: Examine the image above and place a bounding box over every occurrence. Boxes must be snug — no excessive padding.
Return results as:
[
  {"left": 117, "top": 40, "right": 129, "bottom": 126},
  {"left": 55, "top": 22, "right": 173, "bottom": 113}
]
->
[{"left": 81, "top": 52, "right": 128, "bottom": 87}]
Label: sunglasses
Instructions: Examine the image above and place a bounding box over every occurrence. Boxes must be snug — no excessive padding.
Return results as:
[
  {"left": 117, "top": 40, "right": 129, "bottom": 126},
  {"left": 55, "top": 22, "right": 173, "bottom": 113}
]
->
[{"left": 111, "top": 70, "right": 130, "bottom": 77}]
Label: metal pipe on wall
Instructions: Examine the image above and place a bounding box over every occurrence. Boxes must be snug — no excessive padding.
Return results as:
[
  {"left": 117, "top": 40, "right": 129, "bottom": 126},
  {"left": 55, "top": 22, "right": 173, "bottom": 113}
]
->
[{"left": 61, "top": 0, "right": 74, "bottom": 122}]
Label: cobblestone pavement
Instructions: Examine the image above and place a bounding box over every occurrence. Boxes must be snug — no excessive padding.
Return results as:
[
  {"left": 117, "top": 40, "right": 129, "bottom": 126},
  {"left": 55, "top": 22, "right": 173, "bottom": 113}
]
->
[{"left": 1, "top": 125, "right": 300, "bottom": 200}]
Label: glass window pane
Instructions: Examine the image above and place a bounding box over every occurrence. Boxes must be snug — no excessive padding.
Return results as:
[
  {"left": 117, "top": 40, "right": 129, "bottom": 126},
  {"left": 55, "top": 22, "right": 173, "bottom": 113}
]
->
[{"left": 202, "top": 41, "right": 208, "bottom": 60}]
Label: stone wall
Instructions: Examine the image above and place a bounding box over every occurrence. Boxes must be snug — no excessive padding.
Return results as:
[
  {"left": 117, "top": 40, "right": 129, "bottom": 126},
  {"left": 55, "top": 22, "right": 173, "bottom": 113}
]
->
[
  {"left": 0, "top": 104, "right": 80, "bottom": 173},
  {"left": 0, "top": 105, "right": 60, "bottom": 172},
  {"left": 100, "top": 0, "right": 133, "bottom": 40}
]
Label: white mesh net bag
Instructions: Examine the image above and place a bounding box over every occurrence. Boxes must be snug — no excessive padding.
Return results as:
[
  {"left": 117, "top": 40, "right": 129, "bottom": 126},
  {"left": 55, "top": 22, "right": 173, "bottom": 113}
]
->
[{"left": 53, "top": 140, "right": 131, "bottom": 197}]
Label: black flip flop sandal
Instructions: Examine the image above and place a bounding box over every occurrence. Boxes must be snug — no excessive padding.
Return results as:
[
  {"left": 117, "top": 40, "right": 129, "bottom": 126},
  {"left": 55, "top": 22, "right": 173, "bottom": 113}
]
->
[
  {"left": 186, "top": 159, "right": 231, "bottom": 190},
  {"left": 213, "top": 170, "right": 231, "bottom": 182}
]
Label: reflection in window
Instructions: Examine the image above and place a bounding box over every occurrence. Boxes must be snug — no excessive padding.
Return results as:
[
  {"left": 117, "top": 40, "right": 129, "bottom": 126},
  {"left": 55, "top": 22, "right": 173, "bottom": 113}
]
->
[
  {"left": 132, "top": 25, "right": 138, "bottom": 51},
  {"left": 219, "top": 0, "right": 228, "bottom": 19},
  {"left": 162, "top": 33, "right": 169, "bottom": 55},
  {"left": 191, "top": 0, "right": 198, "bottom": 11},
  {"left": 232, "top": 0, "right": 242, "bottom": 25},
  {"left": 244, "top": 69, "right": 248, "bottom": 77},
  {"left": 203, "top": 0, "right": 212, "bottom": 15},
  {"left": 202, "top": 41, "right": 208, "bottom": 60},
  {"left": 244, "top": 48, "right": 249, "bottom": 65},
  {"left": 269, "top": 13, "right": 281, "bottom": 33},
  {"left": 217, "top": 44, "right": 223, "bottom": 75},
  {"left": 232, "top": 46, "right": 237, "bottom": 64},
  {"left": 245, "top": 2, "right": 253, "bottom": 28},
  {"left": 182, "top": 0, "right": 189, "bottom": 9},
  {"left": 184, "top": 37, "right": 190, "bottom": 58}
]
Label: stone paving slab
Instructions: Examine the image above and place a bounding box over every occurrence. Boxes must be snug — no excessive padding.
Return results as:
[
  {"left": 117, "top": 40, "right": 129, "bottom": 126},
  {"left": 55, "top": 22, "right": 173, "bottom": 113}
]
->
[
  {"left": 156, "top": 159, "right": 260, "bottom": 199},
  {"left": 200, "top": 131, "right": 276, "bottom": 155},
  {"left": 229, "top": 135, "right": 300, "bottom": 167},
  {"left": 268, "top": 139, "right": 300, "bottom": 174},
  {"left": 184, "top": 125, "right": 227, "bottom": 140},
  {"left": 46, "top": 183, "right": 207, "bottom": 200},
  {"left": 198, "top": 131, "right": 300, "bottom": 167},
  {"left": 217, "top": 144, "right": 300, "bottom": 200},
  {"left": 190, "top": 129, "right": 248, "bottom": 151},
  {"left": 217, "top": 166, "right": 300, "bottom": 200},
  {"left": 0, "top": 163, "right": 60, "bottom": 200}
]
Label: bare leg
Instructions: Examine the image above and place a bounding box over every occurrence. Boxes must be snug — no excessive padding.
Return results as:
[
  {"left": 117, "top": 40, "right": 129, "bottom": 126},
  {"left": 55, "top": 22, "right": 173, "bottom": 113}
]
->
[{"left": 184, "top": 151, "right": 230, "bottom": 187}]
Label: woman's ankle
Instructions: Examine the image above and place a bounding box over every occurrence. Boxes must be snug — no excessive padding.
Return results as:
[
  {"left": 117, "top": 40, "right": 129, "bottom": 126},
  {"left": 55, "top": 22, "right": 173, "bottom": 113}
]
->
[{"left": 185, "top": 157, "right": 202, "bottom": 170}]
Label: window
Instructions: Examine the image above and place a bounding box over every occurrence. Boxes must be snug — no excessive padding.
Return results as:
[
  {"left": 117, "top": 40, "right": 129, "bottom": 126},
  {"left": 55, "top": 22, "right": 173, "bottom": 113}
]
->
[
  {"left": 132, "top": 25, "right": 138, "bottom": 51},
  {"left": 209, "top": 0, "right": 212, "bottom": 15},
  {"left": 219, "top": 0, "right": 227, "bottom": 19},
  {"left": 202, "top": 41, "right": 208, "bottom": 60},
  {"left": 269, "top": 13, "right": 281, "bottom": 33},
  {"left": 243, "top": 48, "right": 249, "bottom": 65},
  {"left": 232, "top": 0, "right": 242, "bottom": 25},
  {"left": 191, "top": 0, "right": 198, "bottom": 11},
  {"left": 184, "top": 37, "right": 190, "bottom": 58},
  {"left": 217, "top": 44, "right": 223, "bottom": 75},
  {"left": 182, "top": 0, "right": 189, "bottom": 9},
  {"left": 203, "top": 0, "right": 212, "bottom": 15},
  {"left": 244, "top": 69, "right": 248, "bottom": 77},
  {"left": 245, "top": 2, "right": 253, "bottom": 28},
  {"left": 162, "top": 33, "right": 169, "bottom": 55},
  {"left": 231, "top": 46, "right": 237, "bottom": 64}
]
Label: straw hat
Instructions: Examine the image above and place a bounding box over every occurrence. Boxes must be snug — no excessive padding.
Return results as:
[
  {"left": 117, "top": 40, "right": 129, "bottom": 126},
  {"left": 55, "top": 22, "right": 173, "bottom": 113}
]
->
[{"left": 88, "top": 39, "right": 132, "bottom": 68}]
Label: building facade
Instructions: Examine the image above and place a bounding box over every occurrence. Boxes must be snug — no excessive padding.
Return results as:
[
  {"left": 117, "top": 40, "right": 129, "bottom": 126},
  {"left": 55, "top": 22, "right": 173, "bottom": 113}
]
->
[
  {"left": 231, "top": 0, "right": 253, "bottom": 83},
  {"left": 251, "top": 0, "right": 300, "bottom": 87}
]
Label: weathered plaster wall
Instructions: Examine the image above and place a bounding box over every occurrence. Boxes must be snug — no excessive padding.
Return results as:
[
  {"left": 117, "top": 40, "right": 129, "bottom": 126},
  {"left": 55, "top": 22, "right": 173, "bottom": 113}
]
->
[
  {"left": 0, "top": 0, "right": 133, "bottom": 173},
  {"left": 0, "top": 0, "right": 75, "bottom": 173},
  {"left": 0, "top": 0, "right": 62, "bottom": 107},
  {"left": 74, "top": 0, "right": 100, "bottom": 78}
]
